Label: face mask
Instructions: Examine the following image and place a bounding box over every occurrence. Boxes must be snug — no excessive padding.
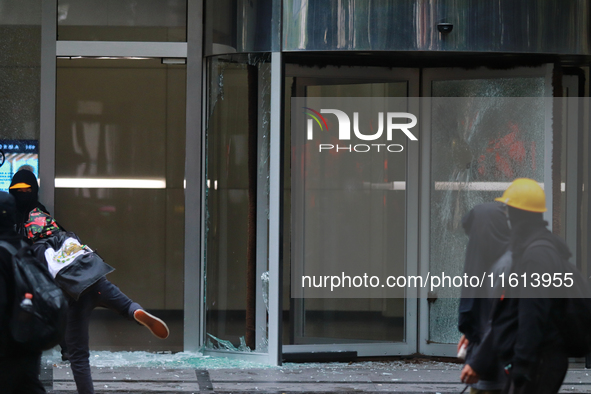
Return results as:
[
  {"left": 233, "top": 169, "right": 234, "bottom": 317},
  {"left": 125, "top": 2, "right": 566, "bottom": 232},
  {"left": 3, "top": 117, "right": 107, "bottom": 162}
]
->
[{"left": 13, "top": 191, "right": 35, "bottom": 214}]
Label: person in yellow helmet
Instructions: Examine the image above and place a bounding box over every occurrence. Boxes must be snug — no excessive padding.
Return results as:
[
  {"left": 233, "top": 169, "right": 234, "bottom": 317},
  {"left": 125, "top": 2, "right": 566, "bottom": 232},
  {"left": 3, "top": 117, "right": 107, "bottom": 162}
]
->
[
  {"left": 468, "top": 178, "right": 569, "bottom": 394},
  {"left": 494, "top": 178, "right": 547, "bottom": 214}
]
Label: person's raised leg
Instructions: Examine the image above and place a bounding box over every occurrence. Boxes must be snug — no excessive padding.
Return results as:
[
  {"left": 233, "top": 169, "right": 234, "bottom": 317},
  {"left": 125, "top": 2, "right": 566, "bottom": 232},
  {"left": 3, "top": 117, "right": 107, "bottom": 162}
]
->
[
  {"left": 95, "top": 277, "right": 169, "bottom": 339},
  {"left": 133, "top": 309, "right": 169, "bottom": 339}
]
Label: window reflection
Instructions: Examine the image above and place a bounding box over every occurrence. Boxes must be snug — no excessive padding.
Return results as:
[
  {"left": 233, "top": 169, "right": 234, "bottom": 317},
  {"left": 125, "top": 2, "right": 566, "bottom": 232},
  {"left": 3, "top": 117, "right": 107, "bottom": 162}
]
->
[
  {"left": 57, "top": 0, "right": 187, "bottom": 42},
  {"left": 55, "top": 58, "right": 186, "bottom": 351}
]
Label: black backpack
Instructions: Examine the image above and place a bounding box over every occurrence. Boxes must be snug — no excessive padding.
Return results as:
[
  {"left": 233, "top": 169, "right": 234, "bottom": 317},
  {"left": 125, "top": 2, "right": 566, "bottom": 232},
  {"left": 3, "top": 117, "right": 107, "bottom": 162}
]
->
[
  {"left": 0, "top": 240, "right": 68, "bottom": 351},
  {"left": 557, "top": 272, "right": 591, "bottom": 357},
  {"left": 528, "top": 240, "right": 591, "bottom": 357}
]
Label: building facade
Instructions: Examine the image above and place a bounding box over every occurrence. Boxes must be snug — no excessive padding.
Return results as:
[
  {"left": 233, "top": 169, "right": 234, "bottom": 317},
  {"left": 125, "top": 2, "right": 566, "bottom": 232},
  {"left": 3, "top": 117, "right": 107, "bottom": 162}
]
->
[{"left": 1, "top": 0, "right": 590, "bottom": 365}]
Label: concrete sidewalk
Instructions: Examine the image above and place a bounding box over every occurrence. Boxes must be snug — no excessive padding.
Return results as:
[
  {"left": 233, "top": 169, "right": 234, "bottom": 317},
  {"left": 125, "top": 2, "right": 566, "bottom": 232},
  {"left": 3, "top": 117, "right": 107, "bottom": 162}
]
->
[{"left": 42, "top": 359, "right": 591, "bottom": 393}]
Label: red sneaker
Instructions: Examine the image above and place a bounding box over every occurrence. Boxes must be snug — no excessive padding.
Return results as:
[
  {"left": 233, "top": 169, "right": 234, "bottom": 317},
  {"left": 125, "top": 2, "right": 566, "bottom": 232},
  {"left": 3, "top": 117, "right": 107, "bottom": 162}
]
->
[{"left": 134, "top": 309, "right": 169, "bottom": 339}]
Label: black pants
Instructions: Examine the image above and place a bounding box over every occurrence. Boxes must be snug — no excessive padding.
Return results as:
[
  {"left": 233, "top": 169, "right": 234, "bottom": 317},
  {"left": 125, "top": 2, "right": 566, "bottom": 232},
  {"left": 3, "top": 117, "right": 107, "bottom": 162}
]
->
[
  {"left": 502, "top": 346, "right": 568, "bottom": 394},
  {"left": 0, "top": 353, "right": 45, "bottom": 394},
  {"left": 66, "top": 277, "right": 141, "bottom": 394}
]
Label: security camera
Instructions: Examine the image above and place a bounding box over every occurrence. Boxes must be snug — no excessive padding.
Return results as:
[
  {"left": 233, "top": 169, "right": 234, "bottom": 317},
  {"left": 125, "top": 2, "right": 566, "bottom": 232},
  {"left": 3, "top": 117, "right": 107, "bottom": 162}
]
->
[{"left": 437, "top": 23, "right": 453, "bottom": 34}]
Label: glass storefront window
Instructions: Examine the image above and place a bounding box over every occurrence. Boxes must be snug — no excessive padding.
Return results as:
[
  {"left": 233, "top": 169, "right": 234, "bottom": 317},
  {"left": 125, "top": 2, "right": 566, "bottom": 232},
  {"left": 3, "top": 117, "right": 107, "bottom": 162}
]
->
[
  {"left": 57, "top": 0, "right": 187, "bottom": 42},
  {"left": 205, "top": 53, "right": 271, "bottom": 353},
  {"left": 55, "top": 58, "right": 186, "bottom": 351}
]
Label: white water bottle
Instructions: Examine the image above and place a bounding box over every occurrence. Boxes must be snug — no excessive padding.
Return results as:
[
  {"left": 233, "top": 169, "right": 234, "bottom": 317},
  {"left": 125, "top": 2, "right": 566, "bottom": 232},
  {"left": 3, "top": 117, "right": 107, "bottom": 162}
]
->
[{"left": 20, "top": 293, "right": 33, "bottom": 307}]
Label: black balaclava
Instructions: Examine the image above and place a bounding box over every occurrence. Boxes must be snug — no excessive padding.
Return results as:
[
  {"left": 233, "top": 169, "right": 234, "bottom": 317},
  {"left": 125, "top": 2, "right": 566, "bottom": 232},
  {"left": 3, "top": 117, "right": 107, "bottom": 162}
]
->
[
  {"left": 508, "top": 206, "right": 546, "bottom": 260},
  {"left": 9, "top": 169, "right": 40, "bottom": 221},
  {"left": 0, "top": 191, "right": 17, "bottom": 232}
]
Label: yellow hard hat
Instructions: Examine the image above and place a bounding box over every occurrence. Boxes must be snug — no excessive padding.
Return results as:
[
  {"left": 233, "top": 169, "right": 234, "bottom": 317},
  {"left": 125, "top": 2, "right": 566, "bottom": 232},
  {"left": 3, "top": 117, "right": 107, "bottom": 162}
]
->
[{"left": 495, "top": 178, "right": 547, "bottom": 213}]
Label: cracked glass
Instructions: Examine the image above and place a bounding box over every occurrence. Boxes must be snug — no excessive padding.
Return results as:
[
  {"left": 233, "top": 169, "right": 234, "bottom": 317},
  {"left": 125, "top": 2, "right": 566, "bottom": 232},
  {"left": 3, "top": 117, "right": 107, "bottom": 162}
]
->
[
  {"left": 428, "top": 78, "right": 546, "bottom": 344},
  {"left": 205, "top": 53, "right": 271, "bottom": 353}
]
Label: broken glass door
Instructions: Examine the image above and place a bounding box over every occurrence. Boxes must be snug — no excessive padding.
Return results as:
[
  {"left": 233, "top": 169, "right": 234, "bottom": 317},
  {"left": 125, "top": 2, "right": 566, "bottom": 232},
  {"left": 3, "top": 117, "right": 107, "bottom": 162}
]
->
[
  {"left": 420, "top": 66, "right": 552, "bottom": 356},
  {"left": 204, "top": 54, "right": 272, "bottom": 361}
]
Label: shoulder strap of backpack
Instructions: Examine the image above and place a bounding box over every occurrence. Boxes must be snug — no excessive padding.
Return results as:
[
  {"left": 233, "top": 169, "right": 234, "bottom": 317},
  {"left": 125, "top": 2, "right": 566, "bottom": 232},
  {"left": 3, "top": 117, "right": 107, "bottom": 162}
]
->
[
  {"left": 510, "top": 239, "right": 557, "bottom": 275},
  {"left": 0, "top": 240, "right": 29, "bottom": 256},
  {"left": 525, "top": 238, "right": 574, "bottom": 277},
  {"left": 527, "top": 239, "right": 554, "bottom": 250},
  {"left": 522, "top": 239, "right": 562, "bottom": 260},
  {"left": 0, "top": 240, "right": 18, "bottom": 256},
  {"left": 526, "top": 239, "right": 568, "bottom": 263}
]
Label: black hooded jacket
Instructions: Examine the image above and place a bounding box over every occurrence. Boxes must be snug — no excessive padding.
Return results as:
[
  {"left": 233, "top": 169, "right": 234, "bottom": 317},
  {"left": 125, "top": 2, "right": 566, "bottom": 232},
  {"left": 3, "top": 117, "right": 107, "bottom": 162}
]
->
[
  {"left": 0, "top": 192, "right": 35, "bottom": 357},
  {"left": 9, "top": 169, "right": 49, "bottom": 236},
  {"left": 471, "top": 219, "right": 568, "bottom": 379},
  {"left": 459, "top": 202, "right": 511, "bottom": 344},
  {"left": 458, "top": 202, "right": 510, "bottom": 387}
]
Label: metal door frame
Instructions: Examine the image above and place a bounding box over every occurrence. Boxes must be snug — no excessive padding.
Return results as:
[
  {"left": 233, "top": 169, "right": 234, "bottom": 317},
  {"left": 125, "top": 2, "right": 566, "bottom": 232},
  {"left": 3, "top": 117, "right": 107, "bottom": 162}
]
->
[{"left": 562, "top": 76, "right": 581, "bottom": 266}]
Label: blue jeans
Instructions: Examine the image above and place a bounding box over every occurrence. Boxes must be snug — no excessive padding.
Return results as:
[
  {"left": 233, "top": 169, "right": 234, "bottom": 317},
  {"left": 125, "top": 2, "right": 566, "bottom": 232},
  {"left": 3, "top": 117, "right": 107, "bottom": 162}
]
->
[{"left": 66, "top": 277, "right": 141, "bottom": 394}]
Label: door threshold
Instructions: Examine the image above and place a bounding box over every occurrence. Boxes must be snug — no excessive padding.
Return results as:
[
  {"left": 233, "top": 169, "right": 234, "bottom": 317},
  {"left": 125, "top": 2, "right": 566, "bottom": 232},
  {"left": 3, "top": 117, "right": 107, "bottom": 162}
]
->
[{"left": 283, "top": 351, "right": 358, "bottom": 363}]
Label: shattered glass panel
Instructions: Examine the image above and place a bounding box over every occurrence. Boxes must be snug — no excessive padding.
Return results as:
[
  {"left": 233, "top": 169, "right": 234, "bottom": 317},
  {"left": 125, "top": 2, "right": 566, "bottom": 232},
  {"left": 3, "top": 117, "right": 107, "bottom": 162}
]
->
[
  {"left": 43, "top": 349, "right": 272, "bottom": 369},
  {"left": 205, "top": 54, "right": 271, "bottom": 353},
  {"left": 261, "top": 271, "right": 270, "bottom": 311},
  {"left": 429, "top": 78, "right": 546, "bottom": 344},
  {"left": 43, "top": 348, "right": 461, "bottom": 370}
]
